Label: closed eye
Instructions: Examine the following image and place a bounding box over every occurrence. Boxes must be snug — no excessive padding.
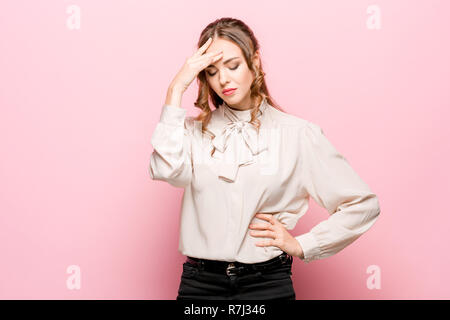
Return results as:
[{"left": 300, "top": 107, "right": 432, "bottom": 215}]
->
[{"left": 207, "top": 64, "right": 239, "bottom": 77}]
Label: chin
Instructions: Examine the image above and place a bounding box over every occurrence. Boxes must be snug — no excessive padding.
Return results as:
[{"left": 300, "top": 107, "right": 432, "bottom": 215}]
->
[{"left": 223, "top": 95, "right": 241, "bottom": 104}]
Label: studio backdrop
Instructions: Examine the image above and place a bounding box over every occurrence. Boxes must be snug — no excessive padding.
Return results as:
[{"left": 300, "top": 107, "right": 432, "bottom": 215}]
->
[{"left": 0, "top": 0, "right": 449, "bottom": 299}]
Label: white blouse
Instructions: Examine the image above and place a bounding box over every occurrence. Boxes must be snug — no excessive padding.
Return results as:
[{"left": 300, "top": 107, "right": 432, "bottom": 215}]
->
[{"left": 149, "top": 97, "right": 380, "bottom": 264}]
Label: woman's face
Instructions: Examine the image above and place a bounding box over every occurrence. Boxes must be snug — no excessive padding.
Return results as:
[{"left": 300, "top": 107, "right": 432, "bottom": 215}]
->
[{"left": 204, "top": 37, "right": 259, "bottom": 111}]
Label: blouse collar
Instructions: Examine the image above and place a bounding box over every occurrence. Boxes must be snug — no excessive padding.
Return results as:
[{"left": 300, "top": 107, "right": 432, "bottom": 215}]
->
[
  {"left": 219, "top": 97, "right": 268, "bottom": 121},
  {"left": 211, "top": 97, "right": 270, "bottom": 183}
]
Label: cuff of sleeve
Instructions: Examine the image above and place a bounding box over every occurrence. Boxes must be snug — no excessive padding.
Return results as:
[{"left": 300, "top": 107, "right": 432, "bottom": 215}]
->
[
  {"left": 160, "top": 104, "right": 187, "bottom": 126},
  {"left": 295, "top": 232, "right": 321, "bottom": 264}
]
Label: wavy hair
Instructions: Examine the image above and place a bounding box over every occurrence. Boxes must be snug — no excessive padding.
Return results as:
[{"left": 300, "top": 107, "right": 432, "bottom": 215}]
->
[{"left": 193, "top": 17, "right": 287, "bottom": 153}]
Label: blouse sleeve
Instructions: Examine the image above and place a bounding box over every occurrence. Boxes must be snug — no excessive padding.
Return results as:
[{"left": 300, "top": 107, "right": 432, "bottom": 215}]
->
[
  {"left": 295, "top": 121, "right": 381, "bottom": 264},
  {"left": 148, "top": 104, "right": 194, "bottom": 188}
]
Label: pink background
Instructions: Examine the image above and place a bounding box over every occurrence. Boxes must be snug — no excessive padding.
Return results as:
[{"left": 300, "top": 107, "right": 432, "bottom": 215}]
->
[{"left": 1, "top": 0, "right": 449, "bottom": 299}]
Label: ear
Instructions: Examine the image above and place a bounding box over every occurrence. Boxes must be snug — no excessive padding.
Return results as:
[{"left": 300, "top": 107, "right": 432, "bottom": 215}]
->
[{"left": 252, "top": 50, "right": 261, "bottom": 69}]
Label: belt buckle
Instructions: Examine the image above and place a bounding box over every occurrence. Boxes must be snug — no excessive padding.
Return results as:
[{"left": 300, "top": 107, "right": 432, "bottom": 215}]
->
[
  {"left": 226, "top": 263, "right": 237, "bottom": 276},
  {"left": 279, "top": 252, "right": 289, "bottom": 264}
]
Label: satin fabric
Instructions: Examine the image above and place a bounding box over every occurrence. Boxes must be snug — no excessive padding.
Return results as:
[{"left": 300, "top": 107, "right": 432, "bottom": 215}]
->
[{"left": 149, "top": 98, "right": 380, "bottom": 263}]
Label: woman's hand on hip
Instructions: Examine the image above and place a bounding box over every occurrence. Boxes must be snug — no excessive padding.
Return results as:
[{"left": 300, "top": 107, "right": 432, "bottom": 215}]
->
[{"left": 249, "top": 213, "right": 304, "bottom": 259}]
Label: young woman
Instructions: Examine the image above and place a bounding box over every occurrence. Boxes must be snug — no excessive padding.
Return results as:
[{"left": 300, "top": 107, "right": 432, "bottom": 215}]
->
[{"left": 149, "top": 17, "right": 381, "bottom": 300}]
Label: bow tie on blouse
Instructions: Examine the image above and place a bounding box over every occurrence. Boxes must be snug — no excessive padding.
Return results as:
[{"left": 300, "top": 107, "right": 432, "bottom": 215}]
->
[{"left": 211, "top": 99, "right": 269, "bottom": 183}]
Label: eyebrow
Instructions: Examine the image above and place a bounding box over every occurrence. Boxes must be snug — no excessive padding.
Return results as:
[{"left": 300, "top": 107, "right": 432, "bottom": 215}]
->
[{"left": 207, "top": 56, "right": 240, "bottom": 69}]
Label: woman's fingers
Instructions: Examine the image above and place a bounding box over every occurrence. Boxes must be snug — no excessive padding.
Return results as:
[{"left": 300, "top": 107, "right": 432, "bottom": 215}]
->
[
  {"left": 190, "top": 51, "right": 223, "bottom": 71},
  {"left": 201, "top": 52, "right": 223, "bottom": 68},
  {"left": 249, "top": 222, "right": 274, "bottom": 231},
  {"left": 255, "top": 213, "right": 276, "bottom": 223},
  {"left": 190, "top": 50, "right": 222, "bottom": 63},
  {"left": 249, "top": 229, "right": 277, "bottom": 239},
  {"left": 169, "top": 38, "right": 221, "bottom": 94},
  {"left": 193, "top": 37, "right": 212, "bottom": 58}
]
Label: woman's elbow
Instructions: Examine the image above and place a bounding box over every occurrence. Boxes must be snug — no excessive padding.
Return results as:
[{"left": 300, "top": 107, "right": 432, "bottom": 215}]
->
[
  {"left": 148, "top": 160, "right": 191, "bottom": 188},
  {"left": 367, "top": 194, "right": 381, "bottom": 223}
]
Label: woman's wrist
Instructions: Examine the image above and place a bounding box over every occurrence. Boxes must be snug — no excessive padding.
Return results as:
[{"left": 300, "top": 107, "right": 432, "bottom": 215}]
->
[
  {"left": 165, "top": 83, "right": 184, "bottom": 108},
  {"left": 295, "top": 241, "right": 305, "bottom": 259}
]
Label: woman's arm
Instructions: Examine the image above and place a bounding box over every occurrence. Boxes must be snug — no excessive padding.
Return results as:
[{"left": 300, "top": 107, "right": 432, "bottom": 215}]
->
[
  {"left": 295, "top": 121, "right": 381, "bottom": 263},
  {"left": 148, "top": 84, "right": 194, "bottom": 188},
  {"left": 148, "top": 37, "right": 223, "bottom": 188}
]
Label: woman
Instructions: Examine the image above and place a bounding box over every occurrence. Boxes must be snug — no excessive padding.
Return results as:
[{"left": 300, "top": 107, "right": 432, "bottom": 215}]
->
[{"left": 149, "top": 17, "right": 381, "bottom": 300}]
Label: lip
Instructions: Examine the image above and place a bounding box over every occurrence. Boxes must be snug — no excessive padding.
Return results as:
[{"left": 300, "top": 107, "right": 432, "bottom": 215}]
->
[{"left": 222, "top": 88, "right": 237, "bottom": 95}]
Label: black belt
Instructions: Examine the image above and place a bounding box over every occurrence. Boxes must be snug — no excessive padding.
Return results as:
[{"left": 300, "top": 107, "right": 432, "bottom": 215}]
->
[{"left": 186, "top": 252, "right": 293, "bottom": 276}]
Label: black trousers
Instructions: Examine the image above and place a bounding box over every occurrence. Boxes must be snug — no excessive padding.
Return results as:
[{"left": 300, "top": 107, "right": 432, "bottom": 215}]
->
[{"left": 176, "top": 254, "right": 296, "bottom": 300}]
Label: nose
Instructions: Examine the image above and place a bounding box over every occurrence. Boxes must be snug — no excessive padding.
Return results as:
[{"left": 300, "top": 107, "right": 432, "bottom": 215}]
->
[{"left": 218, "top": 69, "right": 229, "bottom": 86}]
